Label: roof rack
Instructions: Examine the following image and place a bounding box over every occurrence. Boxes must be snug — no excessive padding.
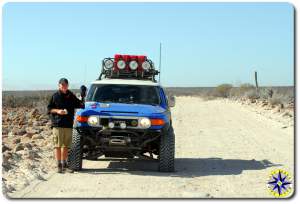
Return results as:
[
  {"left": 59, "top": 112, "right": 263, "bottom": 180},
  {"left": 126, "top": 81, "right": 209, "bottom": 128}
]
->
[{"left": 98, "top": 54, "right": 160, "bottom": 82}]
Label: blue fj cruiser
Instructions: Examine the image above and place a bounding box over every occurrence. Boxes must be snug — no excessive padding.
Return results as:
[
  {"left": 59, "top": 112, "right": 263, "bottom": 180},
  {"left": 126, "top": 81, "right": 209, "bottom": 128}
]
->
[{"left": 68, "top": 54, "right": 175, "bottom": 172}]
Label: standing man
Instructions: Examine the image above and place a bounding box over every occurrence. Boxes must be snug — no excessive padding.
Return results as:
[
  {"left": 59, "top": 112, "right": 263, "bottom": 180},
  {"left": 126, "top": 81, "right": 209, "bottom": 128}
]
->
[{"left": 47, "top": 78, "right": 85, "bottom": 173}]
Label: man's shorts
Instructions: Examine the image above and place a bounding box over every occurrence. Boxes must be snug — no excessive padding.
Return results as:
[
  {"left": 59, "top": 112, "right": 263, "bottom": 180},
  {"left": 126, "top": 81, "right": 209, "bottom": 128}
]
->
[{"left": 52, "top": 127, "right": 72, "bottom": 148}]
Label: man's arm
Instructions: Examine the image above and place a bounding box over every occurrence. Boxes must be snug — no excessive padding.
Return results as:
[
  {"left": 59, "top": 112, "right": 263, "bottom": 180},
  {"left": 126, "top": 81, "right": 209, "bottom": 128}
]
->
[
  {"left": 47, "top": 95, "right": 56, "bottom": 115},
  {"left": 47, "top": 95, "right": 67, "bottom": 115},
  {"left": 70, "top": 92, "right": 85, "bottom": 109},
  {"left": 50, "top": 109, "right": 65, "bottom": 114}
]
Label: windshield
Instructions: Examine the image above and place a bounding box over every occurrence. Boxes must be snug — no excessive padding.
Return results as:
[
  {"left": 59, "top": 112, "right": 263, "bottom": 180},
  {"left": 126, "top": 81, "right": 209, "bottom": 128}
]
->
[{"left": 86, "top": 84, "right": 161, "bottom": 105}]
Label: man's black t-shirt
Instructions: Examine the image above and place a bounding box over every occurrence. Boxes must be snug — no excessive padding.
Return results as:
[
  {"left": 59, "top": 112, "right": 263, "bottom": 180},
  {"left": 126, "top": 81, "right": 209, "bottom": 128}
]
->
[{"left": 47, "top": 90, "right": 84, "bottom": 128}]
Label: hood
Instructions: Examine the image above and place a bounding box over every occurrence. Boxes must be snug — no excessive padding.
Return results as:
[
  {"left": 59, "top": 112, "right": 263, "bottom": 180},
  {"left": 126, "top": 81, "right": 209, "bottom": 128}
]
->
[{"left": 81, "top": 102, "right": 165, "bottom": 116}]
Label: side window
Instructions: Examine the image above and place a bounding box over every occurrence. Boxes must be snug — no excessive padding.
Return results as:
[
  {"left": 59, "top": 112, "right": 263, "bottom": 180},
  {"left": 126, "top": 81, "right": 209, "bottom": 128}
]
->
[
  {"left": 164, "top": 89, "right": 169, "bottom": 106},
  {"left": 86, "top": 85, "right": 96, "bottom": 102},
  {"left": 159, "top": 87, "right": 168, "bottom": 108}
]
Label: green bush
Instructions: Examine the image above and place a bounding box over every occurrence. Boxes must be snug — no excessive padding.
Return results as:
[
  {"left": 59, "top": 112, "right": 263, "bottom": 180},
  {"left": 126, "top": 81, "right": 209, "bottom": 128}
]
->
[
  {"left": 214, "top": 84, "right": 233, "bottom": 98},
  {"left": 228, "top": 83, "right": 256, "bottom": 98},
  {"left": 240, "top": 83, "right": 255, "bottom": 91},
  {"left": 3, "top": 94, "right": 51, "bottom": 108}
]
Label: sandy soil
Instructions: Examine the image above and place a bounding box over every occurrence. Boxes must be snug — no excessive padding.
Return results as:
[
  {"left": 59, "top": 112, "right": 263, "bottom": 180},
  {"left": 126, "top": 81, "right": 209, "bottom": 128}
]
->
[{"left": 7, "top": 96, "right": 294, "bottom": 198}]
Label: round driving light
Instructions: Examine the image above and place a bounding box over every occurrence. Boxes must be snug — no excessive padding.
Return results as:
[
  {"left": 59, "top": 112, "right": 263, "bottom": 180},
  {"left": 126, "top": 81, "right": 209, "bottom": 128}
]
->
[
  {"left": 129, "top": 60, "right": 138, "bottom": 70},
  {"left": 131, "top": 120, "right": 138, "bottom": 127},
  {"left": 120, "top": 122, "right": 126, "bottom": 129},
  {"left": 142, "top": 61, "right": 151, "bottom": 70},
  {"left": 108, "top": 122, "right": 115, "bottom": 129},
  {"left": 87, "top": 116, "right": 98, "bottom": 126},
  {"left": 104, "top": 59, "right": 114, "bottom": 69},
  {"left": 139, "top": 118, "right": 151, "bottom": 129},
  {"left": 117, "top": 60, "right": 126, "bottom": 69}
]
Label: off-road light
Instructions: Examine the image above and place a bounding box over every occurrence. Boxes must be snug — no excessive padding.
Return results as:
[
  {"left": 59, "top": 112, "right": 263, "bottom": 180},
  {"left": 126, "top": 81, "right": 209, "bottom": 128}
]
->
[
  {"left": 108, "top": 122, "right": 115, "bottom": 129},
  {"left": 142, "top": 61, "right": 151, "bottom": 70},
  {"left": 104, "top": 59, "right": 114, "bottom": 69},
  {"left": 139, "top": 117, "right": 151, "bottom": 128},
  {"left": 117, "top": 60, "right": 126, "bottom": 69},
  {"left": 131, "top": 120, "right": 138, "bottom": 127},
  {"left": 120, "top": 122, "right": 126, "bottom": 129},
  {"left": 87, "top": 116, "right": 99, "bottom": 126},
  {"left": 129, "top": 60, "right": 138, "bottom": 70}
]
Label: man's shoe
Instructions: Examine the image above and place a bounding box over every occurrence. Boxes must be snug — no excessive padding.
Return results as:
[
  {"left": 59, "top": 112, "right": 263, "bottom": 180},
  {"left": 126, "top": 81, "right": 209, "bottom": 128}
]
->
[
  {"left": 62, "top": 163, "right": 74, "bottom": 173},
  {"left": 57, "top": 163, "right": 63, "bottom": 173},
  {"left": 65, "top": 168, "right": 74, "bottom": 173}
]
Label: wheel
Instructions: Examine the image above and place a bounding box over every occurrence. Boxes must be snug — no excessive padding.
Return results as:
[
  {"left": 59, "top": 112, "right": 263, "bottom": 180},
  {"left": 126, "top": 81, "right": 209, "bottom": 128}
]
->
[
  {"left": 68, "top": 129, "right": 83, "bottom": 170},
  {"left": 158, "top": 126, "right": 175, "bottom": 172}
]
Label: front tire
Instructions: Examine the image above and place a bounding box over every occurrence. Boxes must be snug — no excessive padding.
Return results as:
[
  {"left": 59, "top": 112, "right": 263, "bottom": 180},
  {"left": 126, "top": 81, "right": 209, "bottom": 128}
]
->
[
  {"left": 158, "top": 126, "right": 175, "bottom": 172},
  {"left": 68, "top": 129, "right": 83, "bottom": 171}
]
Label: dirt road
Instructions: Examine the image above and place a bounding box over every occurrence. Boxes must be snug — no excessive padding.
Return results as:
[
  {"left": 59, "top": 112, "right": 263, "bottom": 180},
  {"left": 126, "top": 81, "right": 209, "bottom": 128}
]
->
[{"left": 9, "top": 97, "right": 294, "bottom": 198}]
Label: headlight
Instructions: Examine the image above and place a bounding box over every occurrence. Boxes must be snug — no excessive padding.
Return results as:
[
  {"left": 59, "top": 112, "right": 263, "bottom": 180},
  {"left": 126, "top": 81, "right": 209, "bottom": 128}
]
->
[
  {"left": 139, "top": 117, "right": 151, "bottom": 128},
  {"left": 117, "top": 60, "right": 126, "bottom": 69},
  {"left": 108, "top": 122, "right": 115, "bottom": 129},
  {"left": 120, "top": 122, "right": 126, "bottom": 129},
  {"left": 104, "top": 59, "right": 114, "bottom": 69},
  {"left": 87, "top": 116, "right": 99, "bottom": 126},
  {"left": 142, "top": 61, "right": 151, "bottom": 70},
  {"left": 129, "top": 60, "right": 138, "bottom": 70}
]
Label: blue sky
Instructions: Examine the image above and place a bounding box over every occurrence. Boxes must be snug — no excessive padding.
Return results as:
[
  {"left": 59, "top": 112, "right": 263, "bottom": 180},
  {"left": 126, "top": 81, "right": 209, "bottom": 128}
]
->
[{"left": 3, "top": 2, "right": 294, "bottom": 90}]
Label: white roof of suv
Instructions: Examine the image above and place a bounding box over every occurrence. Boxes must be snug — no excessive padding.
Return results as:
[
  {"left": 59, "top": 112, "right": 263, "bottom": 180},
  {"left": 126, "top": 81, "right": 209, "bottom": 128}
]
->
[{"left": 92, "top": 78, "right": 160, "bottom": 86}]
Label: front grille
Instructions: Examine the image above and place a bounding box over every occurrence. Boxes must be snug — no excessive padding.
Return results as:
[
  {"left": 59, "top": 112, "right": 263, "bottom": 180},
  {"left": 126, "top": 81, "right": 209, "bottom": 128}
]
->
[{"left": 99, "top": 118, "right": 139, "bottom": 128}]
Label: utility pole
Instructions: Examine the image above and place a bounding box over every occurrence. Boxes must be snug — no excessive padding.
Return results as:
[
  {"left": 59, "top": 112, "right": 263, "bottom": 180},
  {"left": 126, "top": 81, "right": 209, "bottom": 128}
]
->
[{"left": 254, "top": 71, "right": 259, "bottom": 94}]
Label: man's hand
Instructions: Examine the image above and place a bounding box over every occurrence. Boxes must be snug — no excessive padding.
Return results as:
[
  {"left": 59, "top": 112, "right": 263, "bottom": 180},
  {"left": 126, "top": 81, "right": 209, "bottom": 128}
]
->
[
  {"left": 57, "top": 109, "right": 68, "bottom": 115},
  {"left": 51, "top": 109, "right": 68, "bottom": 115}
]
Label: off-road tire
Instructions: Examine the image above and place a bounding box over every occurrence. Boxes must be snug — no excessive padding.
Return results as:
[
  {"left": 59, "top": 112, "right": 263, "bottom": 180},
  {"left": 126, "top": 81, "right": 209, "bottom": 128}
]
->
[
  {"left": 68, "top": 129, "right": 83, "bottom": 171},
  {"left": 158, "top": 126, "right": 175, "bottom": 172}
]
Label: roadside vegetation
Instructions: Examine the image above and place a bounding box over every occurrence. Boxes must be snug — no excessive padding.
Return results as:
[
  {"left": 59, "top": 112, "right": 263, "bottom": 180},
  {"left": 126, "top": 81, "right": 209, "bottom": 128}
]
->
[
  {"left": 211, "top": 83, "right": 294, "bottom": 110},
  {"left": 2, "top": 85, "right": 294, "bottom": 110}
]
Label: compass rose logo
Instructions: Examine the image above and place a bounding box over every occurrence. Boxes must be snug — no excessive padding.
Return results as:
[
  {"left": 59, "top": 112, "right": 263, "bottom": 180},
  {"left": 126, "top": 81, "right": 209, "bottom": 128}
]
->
[{"left": 267, "top": 169, "right": 293, "bottom": 198}]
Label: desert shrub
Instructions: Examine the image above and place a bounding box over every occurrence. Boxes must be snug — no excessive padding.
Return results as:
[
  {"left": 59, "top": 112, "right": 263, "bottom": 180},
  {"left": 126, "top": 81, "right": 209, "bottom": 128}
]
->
[
  {"left": 244, "top": 89, "right": 260, "bottom": 100},
  {"left": 269, "top": 96, "right": 283, "bottom": 106},
  {"left": 268, "top": 92, "right": 292, "bottom": 107},
  {"left": 3, "top": 93, "right": 52, "bottom": 108},
  {"left": 213, "top": 84, "right": 233, "bottom": 98},
  {"left": 2, "top": 95, "right": 28, "bottom": 108},
  {"left": 240, "top": 83, "right": 255, "bottom": 92},
  {"left": 229, "top": 83, "right": 256, "bottom": 98},
  {"left": 257, "top": 88, "right": 272, "bottom": 100},
  {"left": 34, "top": 100, "right": 49, "bottom": 114},
  {"left": 3, "top": 95, "right": 17, "bottom": 108}
]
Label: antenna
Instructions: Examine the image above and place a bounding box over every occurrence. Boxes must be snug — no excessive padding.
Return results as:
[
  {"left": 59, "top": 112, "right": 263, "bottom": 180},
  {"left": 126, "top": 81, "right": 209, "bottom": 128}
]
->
[
  {"left": 84, "top": 64, "right": 87, "bottom": 85},
  {"left": 159, "top": 42, "right": 162, "bottom": 83}
]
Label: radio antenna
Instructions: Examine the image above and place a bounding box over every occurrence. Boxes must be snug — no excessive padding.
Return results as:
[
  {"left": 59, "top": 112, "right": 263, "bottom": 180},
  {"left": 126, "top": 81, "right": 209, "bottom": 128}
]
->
[
  {"left": 84, "top": 64, "right": 87, "bottom": 85},
  {"left": 159, "top": 42, "right": 162, "bottom": 83}
]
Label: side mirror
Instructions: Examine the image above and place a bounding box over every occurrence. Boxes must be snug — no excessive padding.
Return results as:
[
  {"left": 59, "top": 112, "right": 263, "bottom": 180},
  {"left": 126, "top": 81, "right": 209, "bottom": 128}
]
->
[
  {"left": 168, "top": 95, "right": 175, "bottom": 107},
  {"left": 80, "top": 85, "right": 87, "bottom": 99}
]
